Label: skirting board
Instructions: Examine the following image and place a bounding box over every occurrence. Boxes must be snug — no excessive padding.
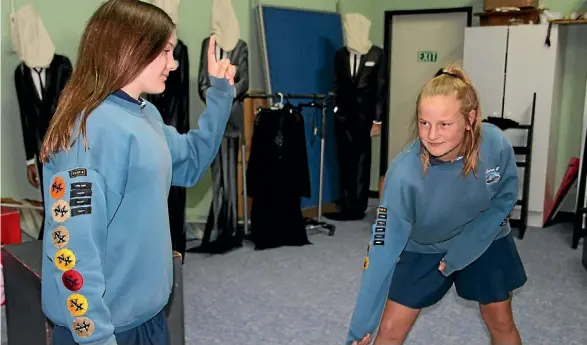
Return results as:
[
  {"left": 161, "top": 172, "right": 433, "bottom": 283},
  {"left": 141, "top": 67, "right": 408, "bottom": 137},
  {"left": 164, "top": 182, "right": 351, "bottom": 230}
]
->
[{"left": 511, "top": 209, "right": 543, "bottom": 228}]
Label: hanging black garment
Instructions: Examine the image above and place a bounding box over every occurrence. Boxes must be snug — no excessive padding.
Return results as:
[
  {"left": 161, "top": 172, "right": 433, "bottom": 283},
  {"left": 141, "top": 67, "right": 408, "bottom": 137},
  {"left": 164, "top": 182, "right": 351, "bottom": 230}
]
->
[
  {"left": 189, "top": 136, "right": 241, "bottom": 254},
  {"left": 145, "top": 39, "right": 190, "bottom": 260},
  {"left": 246, "top": 104, "right": 312, "bottom": 250},
  {"left": 14, "top": 54, "right": 73, "bottom": 239},
  {"left": 329, "top": 45, "right": 387, "bottom": 219},
  {"left": 188, "top": 37, "right": 249, "bottom": 255}
]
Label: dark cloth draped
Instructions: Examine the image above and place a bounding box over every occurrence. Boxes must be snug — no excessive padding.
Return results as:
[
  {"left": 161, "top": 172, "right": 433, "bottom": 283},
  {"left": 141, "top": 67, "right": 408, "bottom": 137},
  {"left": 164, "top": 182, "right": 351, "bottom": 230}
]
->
[
  {"left": 188, "top": 38, "right": 249, "bottom": 255},
  {"left": 246, "top": 104, "right": 312, "bottom": 250}
]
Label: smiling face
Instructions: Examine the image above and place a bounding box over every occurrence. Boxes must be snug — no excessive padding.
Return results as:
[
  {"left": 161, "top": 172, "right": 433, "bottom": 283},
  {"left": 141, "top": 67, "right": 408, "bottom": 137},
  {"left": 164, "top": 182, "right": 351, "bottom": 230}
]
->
[
  {"left": 417, "top": 93, "right": 474, "bottom": 161},
  {"left": 134, "top": 32, "right": 178, "bottom": 95}
]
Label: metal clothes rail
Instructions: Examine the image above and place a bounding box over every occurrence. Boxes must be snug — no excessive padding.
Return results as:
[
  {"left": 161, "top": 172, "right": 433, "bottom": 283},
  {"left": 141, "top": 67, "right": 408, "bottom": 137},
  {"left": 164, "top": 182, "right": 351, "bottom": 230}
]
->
[{"left": 240, "top": 92, "right": 336, "bottom": 237}]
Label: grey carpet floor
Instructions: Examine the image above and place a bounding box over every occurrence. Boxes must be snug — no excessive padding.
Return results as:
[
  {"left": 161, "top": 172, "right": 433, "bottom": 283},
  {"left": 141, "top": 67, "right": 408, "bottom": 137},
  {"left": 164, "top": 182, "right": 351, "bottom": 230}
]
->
[
  {"left": 2, "top": 200, "right": 586, "bottom": 345},
  {"left": 180, "top": 207, "right": 587, "bottom": 345}
]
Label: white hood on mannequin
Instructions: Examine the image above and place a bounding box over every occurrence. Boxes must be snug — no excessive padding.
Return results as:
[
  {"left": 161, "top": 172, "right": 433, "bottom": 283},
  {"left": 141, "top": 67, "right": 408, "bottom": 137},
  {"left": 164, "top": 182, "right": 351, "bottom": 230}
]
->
[
  {"left": 210, "top": 0, "right": 240, "bottom": 51},
  {"left": 343, "top": 13, "right": 372, "bottom": 55},
  {"left": 10, "top": 3, "right": 55, "bottom": 68},
  {"left": 151, "top": 0, "right": 180, "bottom": 24}
]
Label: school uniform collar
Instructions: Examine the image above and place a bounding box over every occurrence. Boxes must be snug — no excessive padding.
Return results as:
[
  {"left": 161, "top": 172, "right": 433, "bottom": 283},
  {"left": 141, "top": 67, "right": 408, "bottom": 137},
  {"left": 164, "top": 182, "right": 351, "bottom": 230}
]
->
[{"left": 105, "top": 90, "right": 146, "bottom": 116}]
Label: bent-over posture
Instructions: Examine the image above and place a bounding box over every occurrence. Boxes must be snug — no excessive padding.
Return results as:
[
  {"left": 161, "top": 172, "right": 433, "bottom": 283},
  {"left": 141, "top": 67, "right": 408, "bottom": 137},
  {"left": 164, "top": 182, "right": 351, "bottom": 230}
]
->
[{"left": 346, "top": 65, "right": 527, "bottom": 345}]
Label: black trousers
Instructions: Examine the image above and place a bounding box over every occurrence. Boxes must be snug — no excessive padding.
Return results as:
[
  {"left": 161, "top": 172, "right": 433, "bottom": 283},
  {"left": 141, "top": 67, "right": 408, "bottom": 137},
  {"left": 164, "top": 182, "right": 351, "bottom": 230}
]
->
[{"left": 334, "top": 117, "right": 372, "bottom": 216}]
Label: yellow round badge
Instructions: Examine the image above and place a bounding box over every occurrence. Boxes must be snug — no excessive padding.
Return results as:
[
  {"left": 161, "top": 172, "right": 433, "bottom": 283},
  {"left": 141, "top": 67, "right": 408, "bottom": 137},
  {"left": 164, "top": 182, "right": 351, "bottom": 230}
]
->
[
  {"left": 67, "top": 293, "right": 88, "bottom": 317},
  {"left": 54, "top": 248, "right": 76, "bottom": 271}
]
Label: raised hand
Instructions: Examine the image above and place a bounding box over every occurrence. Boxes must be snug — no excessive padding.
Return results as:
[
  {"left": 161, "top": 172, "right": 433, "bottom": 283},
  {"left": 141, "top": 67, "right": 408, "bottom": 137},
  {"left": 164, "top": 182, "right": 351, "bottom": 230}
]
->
[{"left": 207, "top": 35, "right": 235, "bottom": 86}]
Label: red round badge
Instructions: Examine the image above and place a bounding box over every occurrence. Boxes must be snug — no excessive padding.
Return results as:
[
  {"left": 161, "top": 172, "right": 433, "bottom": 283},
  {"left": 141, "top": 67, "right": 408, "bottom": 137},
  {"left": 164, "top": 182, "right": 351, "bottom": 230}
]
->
[{"left": 62, "top": 270, "right": 84, "bottom": 291}]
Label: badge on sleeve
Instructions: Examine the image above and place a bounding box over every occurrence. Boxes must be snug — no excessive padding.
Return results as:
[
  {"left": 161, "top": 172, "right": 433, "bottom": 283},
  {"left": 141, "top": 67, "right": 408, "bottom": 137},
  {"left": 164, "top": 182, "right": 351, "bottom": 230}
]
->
[
  {"left": 69, "top": 168, "right": 87, "bottom": 179},
  {"left": 54, "top": 248, "right": 76, "bottom": 271},
  {"left": 67, "top": 293, "right": 88, "bottom": 317},
  {"left": 363, "top": 257, "right": 369, "bottom": 271},
  {"left": 72, "top": 317, "right": 95, "bottom": 338},
  {"left": 62, "top": 270, "right": 84, "bottom": 291},
  {"left": 51, "top": 226, "right": 70, "bottom": 248},
  {"left": 51, "top": 200, "right": 71, "bottom": 223},
  {"left": 50, "top": 176, "right": 66, "bottom": 199}
]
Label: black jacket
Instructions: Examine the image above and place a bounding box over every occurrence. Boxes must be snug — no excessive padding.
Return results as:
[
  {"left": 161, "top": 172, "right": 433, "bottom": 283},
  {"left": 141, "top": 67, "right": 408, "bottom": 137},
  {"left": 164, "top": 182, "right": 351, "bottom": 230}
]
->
[
  {"left": 332, "top": 45, "right": 386, "bottom": 126},
  {"left": 15, "top": 54, "right": 73, "bottom": 161},
  {"left": 146, "top": 39, "right": 190, "bottom": 134},
  {"left": 198, "top": 37, "right": 249, "bottom": 137}
]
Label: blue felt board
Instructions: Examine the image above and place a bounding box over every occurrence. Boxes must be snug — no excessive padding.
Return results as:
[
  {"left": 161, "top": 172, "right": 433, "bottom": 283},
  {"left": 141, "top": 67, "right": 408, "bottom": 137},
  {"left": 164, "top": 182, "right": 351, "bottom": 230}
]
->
[{"left": 259, "top": 5, "right": 343, "bottom": 209}]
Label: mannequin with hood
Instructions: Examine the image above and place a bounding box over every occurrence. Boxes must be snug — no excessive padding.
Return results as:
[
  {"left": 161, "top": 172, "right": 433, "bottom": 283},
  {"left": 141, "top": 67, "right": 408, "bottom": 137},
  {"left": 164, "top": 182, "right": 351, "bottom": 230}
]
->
[
  {"left": 11, "top": 2, "right": 73, "bottom": 239},
  {"left": 190, "top": 0, "right": 249, "bottom": 254},
  {"left": 146, "top": 0, "right": 190, "bottom": 261},
  {"left": 325, "top": 13, "right": 386, "bottom": 221}
]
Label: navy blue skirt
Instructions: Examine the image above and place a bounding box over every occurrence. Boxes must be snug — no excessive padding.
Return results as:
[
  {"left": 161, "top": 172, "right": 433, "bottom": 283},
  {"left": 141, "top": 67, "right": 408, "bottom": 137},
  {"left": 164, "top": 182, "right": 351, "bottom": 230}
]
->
[
  {"left": 388, "top": 233, "right": 527, "bottom": 308},
  {"left": 52, "top": 309, "right": 169, "bottom": 345}
]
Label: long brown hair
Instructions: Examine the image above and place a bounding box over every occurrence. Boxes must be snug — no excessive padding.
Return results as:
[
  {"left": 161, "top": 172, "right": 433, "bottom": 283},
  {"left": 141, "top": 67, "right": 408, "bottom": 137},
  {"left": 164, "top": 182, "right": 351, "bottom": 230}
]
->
[
  {"left": 413, "top": 63, "right": 482, "bottom": 176},
  {"left": 40, "top": 0, "right": 175, "bottom": 163}
]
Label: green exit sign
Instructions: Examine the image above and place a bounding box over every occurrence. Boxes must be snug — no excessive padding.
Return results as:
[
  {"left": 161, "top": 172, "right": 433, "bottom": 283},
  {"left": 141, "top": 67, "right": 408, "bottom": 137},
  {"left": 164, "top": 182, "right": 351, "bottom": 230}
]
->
[{"left": 418, "top": 51, "right": 438, "bottom": 63}]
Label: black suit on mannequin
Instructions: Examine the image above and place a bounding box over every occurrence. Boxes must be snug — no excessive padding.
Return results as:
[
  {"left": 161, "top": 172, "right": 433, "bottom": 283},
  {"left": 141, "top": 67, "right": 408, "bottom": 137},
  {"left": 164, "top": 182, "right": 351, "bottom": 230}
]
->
[
  {"left": 145, "top": 39, "right": 190, "bottom": 260},
  {"left": 188, "top": 37, "right": 249, "bottom": 254},
  {"left": 329, "top": 45, "right": 386, "bottom": 220},
  {"left": 14, "top": 54, "right": 73, "bottom": 239}
]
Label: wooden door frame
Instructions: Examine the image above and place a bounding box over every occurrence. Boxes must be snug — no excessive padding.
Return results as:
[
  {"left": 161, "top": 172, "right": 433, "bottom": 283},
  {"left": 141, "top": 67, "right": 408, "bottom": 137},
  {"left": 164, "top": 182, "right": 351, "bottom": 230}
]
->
[{"left": 379, "top": 7, "right": 473, "bottom": 176}]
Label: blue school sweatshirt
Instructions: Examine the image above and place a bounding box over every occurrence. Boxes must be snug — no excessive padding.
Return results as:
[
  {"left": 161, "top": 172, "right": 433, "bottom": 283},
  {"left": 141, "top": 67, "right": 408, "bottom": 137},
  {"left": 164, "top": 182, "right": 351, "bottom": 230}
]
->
[
  {"left": 346, "top": 123, "right": 519, "bottom": 344},
  {"left": 41, "top": 76, "right": 235, "bottom": 345}
]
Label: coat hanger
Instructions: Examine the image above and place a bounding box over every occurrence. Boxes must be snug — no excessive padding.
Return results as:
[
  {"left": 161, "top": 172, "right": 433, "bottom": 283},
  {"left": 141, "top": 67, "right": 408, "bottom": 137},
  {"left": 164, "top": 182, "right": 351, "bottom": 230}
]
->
[{"left": 271, "top": 92, "right": 284, "bottom": 110}]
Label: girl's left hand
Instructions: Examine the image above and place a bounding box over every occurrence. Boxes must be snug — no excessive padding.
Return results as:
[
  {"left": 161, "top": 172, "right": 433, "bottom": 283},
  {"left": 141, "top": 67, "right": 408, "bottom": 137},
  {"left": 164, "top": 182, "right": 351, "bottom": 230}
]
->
[
  {"left": 438, "top": 259, "right": 446, "bottom": 272},
  {"left": 351, "top": 333, "right": 371, "bottom": 345}
]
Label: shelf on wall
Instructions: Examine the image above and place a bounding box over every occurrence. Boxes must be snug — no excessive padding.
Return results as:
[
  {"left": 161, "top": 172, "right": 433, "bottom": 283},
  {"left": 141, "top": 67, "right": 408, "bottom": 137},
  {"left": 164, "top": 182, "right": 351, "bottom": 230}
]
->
[{"left": 549, "top": 19, "right": 587, "bottom": 25}]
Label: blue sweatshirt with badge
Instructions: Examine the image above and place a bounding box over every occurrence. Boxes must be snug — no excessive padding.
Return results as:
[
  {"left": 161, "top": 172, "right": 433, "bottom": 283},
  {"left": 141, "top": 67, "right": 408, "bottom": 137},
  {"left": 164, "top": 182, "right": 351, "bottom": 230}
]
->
[
  {"left": 41, "top": 76, "right": 234, "bottom": 345},
  {"left": 346, "top": 123, "right": 519, "bottom": 344}
]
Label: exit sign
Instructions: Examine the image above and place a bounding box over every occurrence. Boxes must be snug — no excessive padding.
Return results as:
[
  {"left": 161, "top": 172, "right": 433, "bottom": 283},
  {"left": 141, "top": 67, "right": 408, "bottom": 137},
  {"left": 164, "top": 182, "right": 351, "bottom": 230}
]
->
[{"left": 417, "top": 51, "right": 438, "bottom": 63}]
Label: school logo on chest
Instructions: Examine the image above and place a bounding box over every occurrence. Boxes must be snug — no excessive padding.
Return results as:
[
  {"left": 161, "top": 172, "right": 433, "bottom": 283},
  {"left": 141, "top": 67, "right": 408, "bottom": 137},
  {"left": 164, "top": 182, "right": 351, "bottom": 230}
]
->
[{"left": 485, "top": 167, "right": 501, "bottom": 184}]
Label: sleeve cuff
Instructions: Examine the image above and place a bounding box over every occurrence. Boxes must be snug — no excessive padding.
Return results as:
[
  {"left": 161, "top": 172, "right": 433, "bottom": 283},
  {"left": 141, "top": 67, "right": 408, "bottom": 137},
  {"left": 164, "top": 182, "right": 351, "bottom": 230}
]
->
[
  {"left": 373, "top": 121, "right": 382, "bottom": 125},
  {"left": 441, "top": 259, "right": 457, "bottom": 277},
  {"left": 26, "top": 158, "right": 36, "bottom": 166},
  {"left": 209, "top": 75, "right": 235, "bottom": 97}
]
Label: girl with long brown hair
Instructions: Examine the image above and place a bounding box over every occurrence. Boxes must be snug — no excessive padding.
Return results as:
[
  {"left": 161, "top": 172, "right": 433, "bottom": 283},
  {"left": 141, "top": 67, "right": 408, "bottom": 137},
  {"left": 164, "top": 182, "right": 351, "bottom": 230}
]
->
[
  {"left": 346, "top": 64, "right": 527, "bottom": 345},
  {"left": 40, "top": 1, "right": 235, "bottom": 345}
]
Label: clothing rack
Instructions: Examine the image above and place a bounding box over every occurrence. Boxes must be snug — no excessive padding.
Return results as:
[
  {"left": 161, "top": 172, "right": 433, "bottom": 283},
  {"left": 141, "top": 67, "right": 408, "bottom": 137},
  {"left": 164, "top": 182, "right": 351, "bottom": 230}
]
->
[{"left": 241, "top": 92, "right": 336, "bottom": 237}]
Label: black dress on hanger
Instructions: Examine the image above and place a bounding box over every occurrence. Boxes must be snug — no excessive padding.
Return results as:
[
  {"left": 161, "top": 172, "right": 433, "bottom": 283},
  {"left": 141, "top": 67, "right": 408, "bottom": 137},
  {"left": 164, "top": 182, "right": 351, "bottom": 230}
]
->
[
  {"left": 145, "top": 39, "right": 190, "bottom": 260},
  {"left": 14, "top": 54, "right": 73, "bottom": 239},
  {"left": 246, "top": 103, "right": 312, "bottom": 250},
  {"left": 188, "top": 37, "right": 249, "bottom": 254}
]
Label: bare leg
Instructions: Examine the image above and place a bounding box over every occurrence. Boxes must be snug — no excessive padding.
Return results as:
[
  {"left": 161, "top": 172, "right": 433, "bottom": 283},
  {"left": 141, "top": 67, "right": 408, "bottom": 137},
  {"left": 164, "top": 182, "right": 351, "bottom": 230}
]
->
[
  {"left": 479, "top": 294, "right": 522, "bottom": 345},
  {"left": 374, "top": 300, "right": 421, "bottom": 345}
]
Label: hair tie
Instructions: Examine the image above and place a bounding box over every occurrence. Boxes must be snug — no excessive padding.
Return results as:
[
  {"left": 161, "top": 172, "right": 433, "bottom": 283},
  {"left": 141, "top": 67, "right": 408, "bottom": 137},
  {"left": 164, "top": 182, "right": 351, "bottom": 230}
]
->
[{"left": 434, "top": 68, "right": 461, "bottom": 80}]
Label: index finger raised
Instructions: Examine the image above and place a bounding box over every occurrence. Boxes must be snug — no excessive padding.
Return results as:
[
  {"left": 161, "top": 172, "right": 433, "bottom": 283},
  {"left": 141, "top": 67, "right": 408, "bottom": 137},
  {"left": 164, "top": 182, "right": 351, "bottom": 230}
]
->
[{"left": 208, "top": 35, "right": 216, "bottom": 61}]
